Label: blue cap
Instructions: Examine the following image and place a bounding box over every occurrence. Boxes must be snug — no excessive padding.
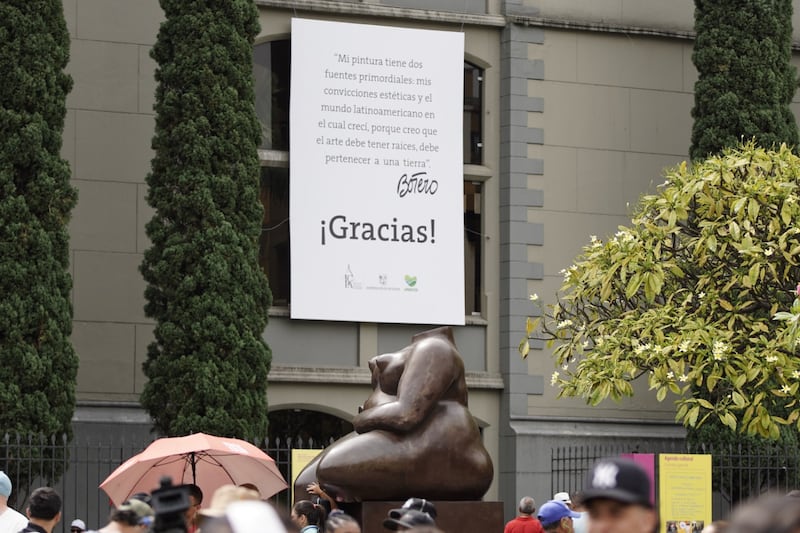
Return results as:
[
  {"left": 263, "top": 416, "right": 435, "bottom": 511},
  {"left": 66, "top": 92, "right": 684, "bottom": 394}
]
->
[
  {"left": 537, "top": 500, "right": 580, "bottom": 527},
  {"left": 0, "top": 471, "right": 11, "bottom": 498}
]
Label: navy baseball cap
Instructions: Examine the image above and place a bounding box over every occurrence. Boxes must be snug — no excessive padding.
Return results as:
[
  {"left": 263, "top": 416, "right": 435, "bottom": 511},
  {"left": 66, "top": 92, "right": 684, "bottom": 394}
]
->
[
  {"left": 582, "top": 457, "right": 652, "bottom": 508},
  {"left": 538, "top": 500, "right": 581, "bottom": 528}
]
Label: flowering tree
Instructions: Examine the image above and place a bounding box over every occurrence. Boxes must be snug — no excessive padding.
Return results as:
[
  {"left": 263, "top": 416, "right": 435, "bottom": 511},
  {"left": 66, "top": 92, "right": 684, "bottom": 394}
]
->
[{"left": 521, "top": 143, "right": 800, "bottom": 440}]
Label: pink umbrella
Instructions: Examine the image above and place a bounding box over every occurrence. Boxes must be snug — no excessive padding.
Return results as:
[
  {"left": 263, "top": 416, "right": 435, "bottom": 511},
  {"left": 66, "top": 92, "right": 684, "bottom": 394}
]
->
[{"left": 100, "top": 433, "right": 287, "bottom": 505}]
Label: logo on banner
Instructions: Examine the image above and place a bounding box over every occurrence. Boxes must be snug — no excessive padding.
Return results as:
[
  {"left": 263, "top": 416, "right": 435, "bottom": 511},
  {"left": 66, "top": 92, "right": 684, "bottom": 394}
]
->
[{"left": 345, "top": 265, "right": 362, "bottom": 289}]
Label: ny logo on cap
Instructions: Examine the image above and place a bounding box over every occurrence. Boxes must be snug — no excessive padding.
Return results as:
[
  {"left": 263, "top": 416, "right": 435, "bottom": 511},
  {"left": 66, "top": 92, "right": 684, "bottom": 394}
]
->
[{"left": 592, "top": 463, "right": 619, "bottom": 489}]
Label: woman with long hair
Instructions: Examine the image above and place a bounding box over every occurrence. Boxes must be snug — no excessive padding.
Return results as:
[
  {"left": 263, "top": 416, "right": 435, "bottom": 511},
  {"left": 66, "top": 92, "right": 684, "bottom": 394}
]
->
[{"left": 291, "top": 500, "right": 326, "bottom": 533}]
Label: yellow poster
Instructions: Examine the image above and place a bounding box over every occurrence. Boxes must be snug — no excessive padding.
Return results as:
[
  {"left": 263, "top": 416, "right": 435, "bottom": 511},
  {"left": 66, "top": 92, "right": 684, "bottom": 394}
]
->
[
  {"left": 291, "top": 449, "right": 323, "bottom": 503},
  {"left": 659, "top": 454, "right": 712, "bottom": 533}
]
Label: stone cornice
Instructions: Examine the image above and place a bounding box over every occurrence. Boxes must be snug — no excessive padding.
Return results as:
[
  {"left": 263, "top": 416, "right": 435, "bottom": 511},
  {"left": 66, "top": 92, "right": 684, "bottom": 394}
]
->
[
  {"left": 269, "top": 364, "right": 504, "bottom": 389},
  {"left": 255, "top": 0, "right": 507, "bottom": 27}
]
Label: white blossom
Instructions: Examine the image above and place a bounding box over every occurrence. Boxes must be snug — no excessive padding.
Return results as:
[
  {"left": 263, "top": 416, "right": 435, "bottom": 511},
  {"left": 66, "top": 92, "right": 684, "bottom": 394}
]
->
[
  {"left": 679, "top": 340, "right": 691, "bottom": 353},
  {"left": 551, "top": 371, "right": 560, "bottom": 386},
  {"left": 712, "top": 341, "right": 728, "bottom": 361}
]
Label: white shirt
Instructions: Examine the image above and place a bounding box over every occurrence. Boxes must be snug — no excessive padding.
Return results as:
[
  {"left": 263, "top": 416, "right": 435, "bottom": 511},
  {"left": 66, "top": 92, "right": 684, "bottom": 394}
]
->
[
  {"left": 572, "top": 511, "right": 589, "bottom": 533},
  {"left": 0, "top": 506, "right": 29, "bottom": 533}
]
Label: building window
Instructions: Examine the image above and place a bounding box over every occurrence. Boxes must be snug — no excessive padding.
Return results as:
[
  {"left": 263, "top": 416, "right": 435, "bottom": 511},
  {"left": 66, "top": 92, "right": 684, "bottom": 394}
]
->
[
  {"left": 254, "top": 40, "right": 485, "bottom": 316},
  {"left": 255, "top": 39, "right": 291, "bottom": 306},
  {"left": 254, "top": 39, "right": 290, "bottom": 150},
  {"left": 464, "top": 61, "right": 483, "bottom": 165},
  {"left": 259, "top": 166, "right": 290, "bottom": 306},
  {"left": 465, "top": 181, "right": 482, "bottom": 314}
]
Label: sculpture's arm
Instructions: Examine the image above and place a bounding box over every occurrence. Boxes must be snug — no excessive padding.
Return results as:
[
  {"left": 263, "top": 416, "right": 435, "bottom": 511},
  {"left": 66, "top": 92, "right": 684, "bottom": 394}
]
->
[{"left": 352, "top": 337, "right": 456, "bottom": 433}]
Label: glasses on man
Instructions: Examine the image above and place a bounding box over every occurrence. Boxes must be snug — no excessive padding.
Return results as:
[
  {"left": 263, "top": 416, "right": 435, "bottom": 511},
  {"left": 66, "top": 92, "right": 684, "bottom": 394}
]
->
[{"left": 71, "top": 529, "right": 82, "bottom": 532}]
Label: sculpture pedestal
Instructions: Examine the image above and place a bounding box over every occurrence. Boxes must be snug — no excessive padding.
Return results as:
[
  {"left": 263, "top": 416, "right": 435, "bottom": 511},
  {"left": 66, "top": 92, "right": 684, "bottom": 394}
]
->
[{"left": 351, "top": 500, "right": 504, "bottom": 533}]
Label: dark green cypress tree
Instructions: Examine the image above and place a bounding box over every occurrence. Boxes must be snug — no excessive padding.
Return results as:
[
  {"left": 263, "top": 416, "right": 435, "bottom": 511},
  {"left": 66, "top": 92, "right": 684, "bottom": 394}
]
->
[
  {"left": 140, "top": 0, "right": 272, "bottom": 439},
  {"left": 691, "top": 0, "right": 799, "bottom": 161},
  {"left": 0, "top": 0, "right": 77, "bottom": 498}
]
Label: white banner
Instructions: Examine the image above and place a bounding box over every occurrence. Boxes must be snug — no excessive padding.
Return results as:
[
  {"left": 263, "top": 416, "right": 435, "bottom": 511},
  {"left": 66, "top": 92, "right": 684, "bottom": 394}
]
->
[{"left": 289, "top": 18, "right": 465, "bottom": 325}]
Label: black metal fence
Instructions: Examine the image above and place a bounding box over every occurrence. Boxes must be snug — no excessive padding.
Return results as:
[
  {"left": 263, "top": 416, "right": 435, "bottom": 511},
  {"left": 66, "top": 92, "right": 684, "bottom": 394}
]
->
[
  {"left": 0, "top": 433, "right": 330, "bottom": 533},
  {"left": 552, "top": 440, "right": 800, "bottom": 520}
]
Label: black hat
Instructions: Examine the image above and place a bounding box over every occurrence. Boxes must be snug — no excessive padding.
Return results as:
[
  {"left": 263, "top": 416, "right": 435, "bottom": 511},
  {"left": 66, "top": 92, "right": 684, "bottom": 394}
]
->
[
  {"left": 388, "top": 497, "right": 438, "bottom": 519},
  {"left": 383, "top": 509, "right": 436, "bottom": 530},
  {"left": 581, "top": 457, "right": 652, "bottom": 508}
]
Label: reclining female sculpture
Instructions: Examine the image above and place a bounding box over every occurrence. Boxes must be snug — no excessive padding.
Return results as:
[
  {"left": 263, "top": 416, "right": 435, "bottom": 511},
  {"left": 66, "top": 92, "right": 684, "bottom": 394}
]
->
[{"left": 294, "top": 326, "right": 493, "bottom": 501}]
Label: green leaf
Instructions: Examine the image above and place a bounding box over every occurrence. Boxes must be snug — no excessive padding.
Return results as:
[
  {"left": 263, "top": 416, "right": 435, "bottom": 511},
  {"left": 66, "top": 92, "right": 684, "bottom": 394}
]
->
[
  {"left": 747, "top": 198, "right": 760, "bottom": 220},
  {"left": 706, "top": 234, "right": 717, "bottom": 252},
  {"left": 720, "top": 411, "right": 737, "bottom": 431},
  {"left": 519, "top": 339, "right": 530, "bottom": 358},
  {"left": 656, "top": 386, "right": 667, "bottom": 402},
  {"left": 732, "top": 391, "right": 746, "bottom": 408},
  {"left": 697, "top": 398, "right": 715, "bottom": 409},
  {"left": 687, "top": 405, "right": 700, "bottom": 427}
]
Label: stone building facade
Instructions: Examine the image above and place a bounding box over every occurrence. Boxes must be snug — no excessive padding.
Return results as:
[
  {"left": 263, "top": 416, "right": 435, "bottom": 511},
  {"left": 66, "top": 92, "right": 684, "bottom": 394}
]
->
[{"left": 62, "top": 0, "right": 800, "bottom": 519}]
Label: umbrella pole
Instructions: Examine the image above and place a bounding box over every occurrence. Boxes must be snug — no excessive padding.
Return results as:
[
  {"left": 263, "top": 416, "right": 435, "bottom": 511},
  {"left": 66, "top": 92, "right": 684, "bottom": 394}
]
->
[{"left": 191, "top": 451, "right": 197, "bottom": 485}]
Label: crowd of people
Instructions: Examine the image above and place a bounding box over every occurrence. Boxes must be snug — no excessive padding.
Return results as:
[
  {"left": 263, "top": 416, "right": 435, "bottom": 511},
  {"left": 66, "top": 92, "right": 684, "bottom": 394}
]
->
[
  {"left": 503, "top": 457, "right": 800, "bottom": 533},
  {"left": 3, "top": 458, "right": 800, "bottom": 533}
]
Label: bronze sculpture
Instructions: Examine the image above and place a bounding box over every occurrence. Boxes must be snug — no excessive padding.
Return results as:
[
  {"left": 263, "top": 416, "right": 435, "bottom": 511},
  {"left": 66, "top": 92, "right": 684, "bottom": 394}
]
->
[{"left": 295, "top": 326, "right": 493, "bottom": 501}]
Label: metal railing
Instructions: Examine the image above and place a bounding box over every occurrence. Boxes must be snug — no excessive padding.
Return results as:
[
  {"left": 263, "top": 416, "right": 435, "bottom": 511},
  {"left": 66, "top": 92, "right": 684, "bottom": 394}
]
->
[{"left": 551, "top": 440, "right": 800, "bottom": 519}]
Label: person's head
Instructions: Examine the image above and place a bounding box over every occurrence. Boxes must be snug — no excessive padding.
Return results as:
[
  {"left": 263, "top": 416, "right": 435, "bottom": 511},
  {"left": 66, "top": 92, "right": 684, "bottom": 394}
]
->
[
  {"left": 130, "top": 493, "right": 152, "bottom": 506},
  {"left": 581, "top": 457, "right": 656, "bottom": 533},
  {"left": 727, "top": 492, "right": 800, "bottom": 533},
  {"left": 292, "top": 500, "right": 326, "bottom": 529},
  {"left": 71, "top": 519, "right": 87, "bottom": 533},
  {"left": 27, "top": 487, "right": 62, "bottom": 522},
  {"left": 701, "top": 520, "right": 728, "bottom": 533},
  {"left": 110, "top": 499, "right": 154, "bottom": 529},
  {"left": 0, "top": 471, "right": 12, "bottom": 504},
  {"left": 238, "top": 483, "right": 261, "bottom": 498},
  {"left": 198, "top": 485, "right": 260, "bottom": 525},
  {"left": 326, "top": 512, "right": 361, "bottom": 533},
  {"left": 184, "top": 484, "right": 203, "bottom": 523},
  {"left": 518, "top": 496, "right": 536, "bottom": 516},
  {"left": 387, "top": 498, "right": 437, "bottom": 520},
  {"left": 538, "top": 500, "right": 581, "bottom": 532},
  {"left": 382, "top": 509, "right": 435, "bottom": 531},
  {"left": 553, "top": 492, "right": 573, "bottom": 509},
  {"left": 223, "top": 501, "right": 292, "bottom": 533}
]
